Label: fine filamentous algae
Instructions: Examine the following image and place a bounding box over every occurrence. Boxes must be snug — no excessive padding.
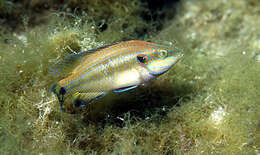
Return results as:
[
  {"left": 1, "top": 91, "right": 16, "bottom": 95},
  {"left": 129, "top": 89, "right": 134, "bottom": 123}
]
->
[{"left": 51, "top": 40, "right": 183, "bottom": 111}]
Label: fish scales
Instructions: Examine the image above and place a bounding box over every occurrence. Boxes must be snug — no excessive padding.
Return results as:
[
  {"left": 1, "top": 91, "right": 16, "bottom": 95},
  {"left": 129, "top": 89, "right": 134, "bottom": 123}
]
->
[
  {"left": 72, "top": 45, "right": 153, "bottom": 75},
  {"left": 51, "top": 40, "right": 183, "bottom": 111},
  {"left": 61, "top": 44, "right": 155, "bottom": 90},
  {"left": 62, "top": 48, "right": 144, "bottom": 92}
]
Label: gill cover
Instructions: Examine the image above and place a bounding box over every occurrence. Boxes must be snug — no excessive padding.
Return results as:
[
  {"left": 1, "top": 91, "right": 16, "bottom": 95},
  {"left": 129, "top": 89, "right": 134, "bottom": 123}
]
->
[{"left": 143, "top": 48, "right": 183, "bottom": 75}]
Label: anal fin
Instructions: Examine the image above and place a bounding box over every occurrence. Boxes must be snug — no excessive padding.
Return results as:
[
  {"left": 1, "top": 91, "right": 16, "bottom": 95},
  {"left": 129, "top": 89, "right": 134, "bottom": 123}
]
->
[{"left": 72, "top": 92, "right": 106, "bottom": 108}]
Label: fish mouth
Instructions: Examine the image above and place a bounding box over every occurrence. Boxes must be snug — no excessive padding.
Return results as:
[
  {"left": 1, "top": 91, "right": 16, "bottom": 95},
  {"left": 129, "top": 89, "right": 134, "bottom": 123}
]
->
[
  {"left": 145, "top": 58, "right": 178, "bottom": 75},
  {"left": 175, "top": 53, "right": 184, "bottom": 63},
  {"left": 145, "top": 52, "right": 183, "bottom": 76},
  {"left": 177, "top": 53, "right": 184, "bottom": 58}
]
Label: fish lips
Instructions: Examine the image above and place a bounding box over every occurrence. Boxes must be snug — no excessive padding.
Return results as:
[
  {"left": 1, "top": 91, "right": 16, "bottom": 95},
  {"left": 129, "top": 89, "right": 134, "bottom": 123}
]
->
[{"left": 145, "top": 55, "right": 183, "bottom": 75}]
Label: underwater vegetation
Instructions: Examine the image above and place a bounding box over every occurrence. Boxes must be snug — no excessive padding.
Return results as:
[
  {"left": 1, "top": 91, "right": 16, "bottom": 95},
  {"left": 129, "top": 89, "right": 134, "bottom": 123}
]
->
[
  {"left": 0, "top": 0, "right": 259, "bottom": 154},
  {"left": 0, "top": 0, "right": 176, "bottom": 40}
]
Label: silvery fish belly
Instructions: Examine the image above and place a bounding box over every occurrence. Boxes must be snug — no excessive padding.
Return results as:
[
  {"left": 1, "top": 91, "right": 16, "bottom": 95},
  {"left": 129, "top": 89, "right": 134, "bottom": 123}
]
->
[{"left": 50, "top": 40, "right": 183, "bottom": 111}]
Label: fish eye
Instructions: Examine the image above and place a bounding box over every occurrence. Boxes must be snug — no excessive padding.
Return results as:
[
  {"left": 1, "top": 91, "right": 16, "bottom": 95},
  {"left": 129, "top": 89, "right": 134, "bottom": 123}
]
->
[
  {"left": 60, "top": 87, "right": 66, "bottom": 95},
  {"left": 137, "top": 55, "right": 148, "bottom": 64},
  {"left": 159, "top": 50, "right": 168, "bottom": 58}
]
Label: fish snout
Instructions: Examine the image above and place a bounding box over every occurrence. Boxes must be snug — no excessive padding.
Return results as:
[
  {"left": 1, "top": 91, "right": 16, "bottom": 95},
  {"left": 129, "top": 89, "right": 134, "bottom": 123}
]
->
[{"left": 146, "top": 53, "right": 183, "bottom": 75}]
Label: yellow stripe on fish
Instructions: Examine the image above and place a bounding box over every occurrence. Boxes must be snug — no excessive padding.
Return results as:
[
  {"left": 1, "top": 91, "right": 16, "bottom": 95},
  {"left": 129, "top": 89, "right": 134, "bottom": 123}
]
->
[{"left": 51, "top": 40, "right": 183, "bottom": 111}]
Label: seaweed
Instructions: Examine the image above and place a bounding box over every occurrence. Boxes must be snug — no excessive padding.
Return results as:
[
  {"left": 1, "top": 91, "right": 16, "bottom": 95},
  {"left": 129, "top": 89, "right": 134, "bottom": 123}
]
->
[{"left": 0, "top": 0, "right": 259, "bottom": 154}]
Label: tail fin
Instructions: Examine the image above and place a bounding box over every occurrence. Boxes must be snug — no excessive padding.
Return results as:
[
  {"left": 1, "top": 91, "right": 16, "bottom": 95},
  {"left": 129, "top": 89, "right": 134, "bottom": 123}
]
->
[
  {"left": 51, "top": 83, "right": 58, "bottom": 95},
  {"left": 51, "top": 83, "right": 66, "bottom": 112}
]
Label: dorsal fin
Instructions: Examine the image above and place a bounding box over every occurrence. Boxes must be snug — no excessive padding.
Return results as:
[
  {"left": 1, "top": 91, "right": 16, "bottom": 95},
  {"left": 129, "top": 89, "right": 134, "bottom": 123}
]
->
[{"left": 49, "top": 43, "right": 114, "bottom": 78}]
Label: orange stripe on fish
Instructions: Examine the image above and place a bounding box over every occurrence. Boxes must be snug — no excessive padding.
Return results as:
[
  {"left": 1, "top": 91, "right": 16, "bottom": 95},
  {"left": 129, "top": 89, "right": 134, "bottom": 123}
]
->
[{"left": 50, "top": 40, "right": 183, "bottom": 111}]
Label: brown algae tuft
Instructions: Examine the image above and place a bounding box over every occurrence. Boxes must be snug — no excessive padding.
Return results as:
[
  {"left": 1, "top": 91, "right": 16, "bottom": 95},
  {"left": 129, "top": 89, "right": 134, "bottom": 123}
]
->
[{"left": 0, "top": 0, "right": 259, "bottom": 154}]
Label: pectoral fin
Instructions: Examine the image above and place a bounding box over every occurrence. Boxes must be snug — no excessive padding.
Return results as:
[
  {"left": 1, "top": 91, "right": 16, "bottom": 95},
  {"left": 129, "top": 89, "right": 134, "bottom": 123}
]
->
[
  {"left": 113, "top": 85, "right": 138, "bottom": 93},
  {"left": 72, "top": 92, "right": 106, "bottom": 108}
]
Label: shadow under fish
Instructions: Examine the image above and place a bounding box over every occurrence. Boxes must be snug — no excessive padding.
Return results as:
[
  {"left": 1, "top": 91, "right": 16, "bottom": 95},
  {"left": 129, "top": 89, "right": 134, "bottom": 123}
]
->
[{"left": 50, "top": 40, "right": 183, "bottom": 111}]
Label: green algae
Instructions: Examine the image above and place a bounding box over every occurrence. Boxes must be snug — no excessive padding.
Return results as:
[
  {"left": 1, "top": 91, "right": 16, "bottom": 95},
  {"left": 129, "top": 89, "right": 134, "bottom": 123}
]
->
[
  {"left": 0, "top": 0, "right": 151, "bottom": 42},
  {"left": 0, "top": 0, "right": 260, "bottom": 154}
]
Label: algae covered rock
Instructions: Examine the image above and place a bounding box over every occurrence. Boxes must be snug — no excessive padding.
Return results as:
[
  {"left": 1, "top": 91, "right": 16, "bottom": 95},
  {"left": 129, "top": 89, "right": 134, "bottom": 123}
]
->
[{"left": 0, "top": 0, "right": 259, "bottom": 154}]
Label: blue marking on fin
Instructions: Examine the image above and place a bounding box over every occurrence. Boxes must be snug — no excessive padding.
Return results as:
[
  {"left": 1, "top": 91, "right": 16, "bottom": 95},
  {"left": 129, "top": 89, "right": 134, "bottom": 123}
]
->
[
  {"left": 113, "top": 85, "right": 138, "bottom": 93},
  {"left": 77, "top": 102, "right": 87, "bottom": 108},
  {"left": 74, "top": 92, "right": 106, "bottom": 108},
  {"left": 74, "top": 99, "right": 89, "bottom": 108},
  {"left": 93, "top": 92, "right": 106, "bottom": 100}
]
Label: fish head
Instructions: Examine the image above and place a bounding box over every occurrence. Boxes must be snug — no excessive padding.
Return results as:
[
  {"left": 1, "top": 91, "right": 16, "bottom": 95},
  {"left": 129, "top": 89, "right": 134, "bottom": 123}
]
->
[{"left": 136, "top": 44, "right": 183, "bottom": 76}]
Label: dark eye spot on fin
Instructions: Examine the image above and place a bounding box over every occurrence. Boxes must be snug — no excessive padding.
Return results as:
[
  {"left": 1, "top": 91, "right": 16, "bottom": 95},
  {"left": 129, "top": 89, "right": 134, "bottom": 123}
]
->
[
  {"left": 50, "top": 84, "right": 66, "bottom": 112},
  {"left": 113, "top": 85, "right": 138, "bottom": 93},
  {"left": 57, "top": 87, "right": 66, "bottom": 112},
  {"left": 60, "top": 87, "right": 66, "bottom": 95}
]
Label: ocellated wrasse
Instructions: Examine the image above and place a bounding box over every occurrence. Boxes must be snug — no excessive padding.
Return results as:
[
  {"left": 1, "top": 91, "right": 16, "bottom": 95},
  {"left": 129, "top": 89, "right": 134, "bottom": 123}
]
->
[{"left": 51, "top": 40, "right": 183, "bottom": 111}]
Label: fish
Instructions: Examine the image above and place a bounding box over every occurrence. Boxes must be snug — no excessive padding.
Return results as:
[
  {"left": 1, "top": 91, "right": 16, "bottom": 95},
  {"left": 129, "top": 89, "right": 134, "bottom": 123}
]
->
[{"left": 50, "top": 40, "right": 183, "bottom": 111}]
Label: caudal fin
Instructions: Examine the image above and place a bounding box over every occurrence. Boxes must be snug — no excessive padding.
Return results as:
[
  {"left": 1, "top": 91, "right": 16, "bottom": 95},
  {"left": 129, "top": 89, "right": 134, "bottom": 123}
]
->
[{"left": 50, "top": 83, "right": 66, "bottom": 112}]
